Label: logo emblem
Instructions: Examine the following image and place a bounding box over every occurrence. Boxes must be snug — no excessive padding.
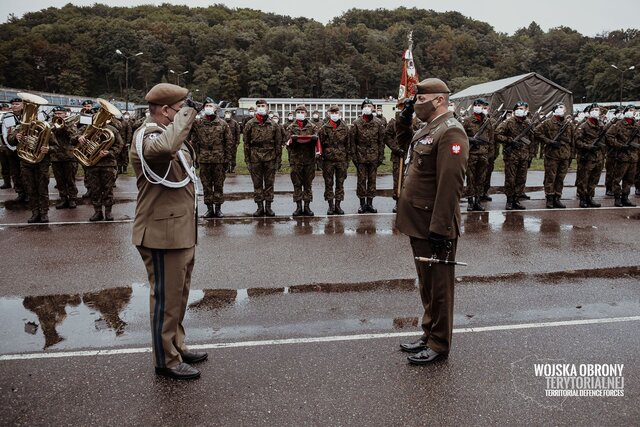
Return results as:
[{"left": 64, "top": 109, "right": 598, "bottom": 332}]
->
[
  {"left": 419, "top": 136, "right": 433, "bottom": 145},
  {"left": 451, "top": 144, "right": 461, "bottom": 155}
]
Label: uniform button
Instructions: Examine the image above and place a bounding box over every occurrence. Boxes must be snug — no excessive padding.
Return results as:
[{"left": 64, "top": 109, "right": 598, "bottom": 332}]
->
[{"left": 170, "top": 213, "right": 174, "bottom": 216}]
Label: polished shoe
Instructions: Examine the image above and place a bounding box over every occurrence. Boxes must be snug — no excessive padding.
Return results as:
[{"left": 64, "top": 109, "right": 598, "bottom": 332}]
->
[
  {"left": 303, "top": 201, "right": 314, "bottom": 216},
  {"left": 407, "top": 347, "right": 448, "bottom": 365},
  {"left": 512, "top": 198, "right": 526, "bottom": 210},
  {"left": 203, "top": 204, "right": 215, "bottom": 219},
  {"left": 357, "top": 198, "right": 366, "bottom": 214},
  {"left": 39, "top": 212, "right": 49, "bottom": 223},
  {"left": 366, "top": 197, "right": 377, "bottom": 213},
  {"left": 327, "top": 200, "right": 335, "bottom": 215},
  {"left": 518, "top": 193, "right": 531, "bottom": 200},
  {"left": 334, "top": 201, "right": 344, "bottom": 215},
  {"left": 292, "top": 201, "right": 303, "bottom": 217},
  {"left": 155, "top": 362, "right": 200, "bottom": 380},
  {"left": 621, "top": 196, "right": 636, "bottom": 207},
  {"left": 213, "top": 204, "right": 224, "bottom": 218},
  {"left": 614, "top": 196, "right": 623, "bottom": 207},
  {"left": 264, "top": 201, "right": 275, "bottom": 217},
  {"left": 181, "top": 351, "right": 208, "bottom": 364},
  {"left": 399, "top": 339, "right": 427, "bottom": 353},
  {"left": 505, "top": 196, "right": 514, "bottom": 211},
  {"left": 579, "top": 197, "right": 589, "bottom": 208},
  {"left": 545, "top": 195, "right": 554, "bottom": 209},
  {"left": 104, "top": 207, "right": 114, "bottom": 221},
  {"left": 472, "top": 197, "right": 485, "bottom": 212}
]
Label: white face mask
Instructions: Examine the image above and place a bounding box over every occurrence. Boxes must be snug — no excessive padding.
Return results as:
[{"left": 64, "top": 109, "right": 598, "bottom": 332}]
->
[
  {"left": 287, "top": 115, "right": 293, "bottom": 120},
  {"left": 330, "top": 113, "right": 340, "bottom": 122},
  {"left": 376, "top": 111, "right": 382, "bottom": 116},
  {"left": 514, "top": 109, "right": 527, "bottom": 118},
  {"left": 589, "top": 110, "right": 600, "bottom": 119},
  {"left": 362, "top": 107, "right": 372, "bottom": 115},
  {"left": 482, "top": 108, "right": 489, "bottom": 115},
  {"left": 624, "top": 111, "right": 635, "bottom": 119},
  {"left": 473, "top": 106, "right": 483, "bottom": 114},
  {"left": 447, "top": 105, "right": 455, "bottom": 112},
  {"left": 296, "top": 112, "right": 305, "bottom": 120},
  {"left": 249, "top": 111, "right": 256, "bottom": 117},
  {"left": 145, "top": 112, "right": 150, "bottom": 118},
  {"left": 203, "top": 107, "right": 215, "bottom": 116},
  {"left": 268, "top": 113, "right": 274, "bottom": 119},
  {"left": 224, "top": 113, "right": 232, "bottom": 119},
  {"left": 312, "top": 114, "right": 319, "bottom": 119},
  {"left": 256, "top": 107, "right": 267, "bottom": 115},
  {"left": 554, "top": 107, "right": 565, "bottom": 117}
]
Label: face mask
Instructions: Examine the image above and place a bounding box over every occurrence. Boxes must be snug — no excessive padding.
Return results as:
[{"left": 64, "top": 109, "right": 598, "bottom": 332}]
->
[
  {"left": 312, "top": 114, "right": 319, "bottom": 119},
  {"left": 224, "top": 113, "right": 232, "bottom": 120},
  {"left": 554, "top": 107, "right": 565, "bottom": 117},
  {"left": 330, "top": 113, "right": 340, "bottom": 122},
  {"left": 287, "top": 115, "right": 293, "bottom": 120},
  {"left": 145, "top": 112, "right": 150, "bottom": 118},
  {"left": 376, "top": 111, "right": 382, "bottom": 116},
  {"left": 249, "top": 111, "right": 256, "bottom": 117},
  {"left": 296, "top": 113, "right": 305, "bottom": 120},
  {"left": 514, "top": 109, "right": 527, "bottom": 118},
  {"left": 414, "top": 98, "right": 438, "bottom": 122},
  {"left": 203, "top": 107, "right": 215, "bottom": 116},
  {"left": 473, "top": 106, "right": 483, "bottom": 114},
  {"left": 268, "top": 113, "right": 274, "bottom": 119},
  {"left": 589, "top": 110, "right": 600, "bottom": 119},
  {"left": 362, "top": 107, "right": 372, "bottom": 115},
  {"left": 123, "top": 115, "right": 130, "bottom": 120},
  {"left": 482, "top": 108, "right": 489, "bottom": 116},
  {"left": 256, "top": 107, "right": 266, "bottom": 115},
  {"left": 447, "top": 105, "right": 455, "bottom": 112},
  {"left": 624, "top": 111, "right": 635, "bottom": 119}
]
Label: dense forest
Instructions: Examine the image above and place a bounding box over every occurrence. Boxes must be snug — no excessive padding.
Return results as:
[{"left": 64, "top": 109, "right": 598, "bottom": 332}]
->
[{"left": 1, "top": 4, "right": 639, "bottom": 105}]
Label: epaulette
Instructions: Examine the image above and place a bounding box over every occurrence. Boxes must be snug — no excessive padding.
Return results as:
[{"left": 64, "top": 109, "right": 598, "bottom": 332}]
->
[{"left": 445, "top": 118, "right": 458, "bottom": 128}]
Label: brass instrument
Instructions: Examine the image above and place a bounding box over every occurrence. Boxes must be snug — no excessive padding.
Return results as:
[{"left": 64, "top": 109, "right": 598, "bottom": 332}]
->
[
  {"left": 73, "top": 98, "right": 121, "bottom": 167},
  {"left": 16, "top": 92, "right": 51, "bottom": 164},
  {"left": 52, "top": 114, "right": 79, "bottom": 129}
]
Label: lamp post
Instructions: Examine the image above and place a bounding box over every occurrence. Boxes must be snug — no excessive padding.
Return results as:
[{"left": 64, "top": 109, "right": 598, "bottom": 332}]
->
[
  {"left": 169, "top": 69, "right": 189, "bottom": 86},
  {"left": 610, "top": 64, "right": 636, "bottom": 106},
  {"left": 116, "top": 49, "right": 143, "bottom": 112}
]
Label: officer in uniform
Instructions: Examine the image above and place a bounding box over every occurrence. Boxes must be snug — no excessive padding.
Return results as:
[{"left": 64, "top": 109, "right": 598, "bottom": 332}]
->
[
  {"left": 575, "top": 103, "right": 605, "bottom": 208},
  {"left": 318, "top": 105, "right": 350, "bottom": 215},
  {"left": 395, "top": 78, "right": 469, "bottom": 364},
  {"left": 534, "top": 102, "right": 575, "bottom": 209},
  {"left": 224, "top": 109, "right": 241, "bottom": 173},
  {"left": 243, "top": 99, "right": 283, "bottom": 217},
  {"left": 50, "top": 106, "right": 79, "bottom": 209},
  {"left": 462, "top": 99, "right": 493, "bottom": 211},
  {"left": 1, "top": 97, "right": 27, "bottom": 200},
  {"left": 383, "top": 99, "right": 408, "bottom": 213},
  {"left": 189, "top": 98, "right": 233, "bottom": 218},
  {"left": 496, "top": 101, "right": 534, "bottom": 210},
  {"left": 285, "top": 105, "right": 320, "bottom": 216},
  {"left": 606, "top": 104, "right": 639, "bottom": 207},
  {"left": 350, "top": 98, "right": 385, "bottom": 213},
  {"left": 130, "top": 82, "right": 207, "bottom": 380}
]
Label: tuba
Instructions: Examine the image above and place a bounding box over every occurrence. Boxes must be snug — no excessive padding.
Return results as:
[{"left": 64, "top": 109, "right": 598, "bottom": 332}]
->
[
  {"left": 16, "top": 92, "right": 51, "bottom": 164},
  {"left": 73, "top": 98, "right": 121, "bottom": 167},
  {"left": 52, "top": 114, "right": 79, "bottom": 129}
]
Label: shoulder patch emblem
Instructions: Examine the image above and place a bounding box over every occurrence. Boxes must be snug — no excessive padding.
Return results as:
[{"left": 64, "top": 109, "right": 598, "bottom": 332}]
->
[{"left": 451, "top": 143, "right": 462, "bottom": 155}]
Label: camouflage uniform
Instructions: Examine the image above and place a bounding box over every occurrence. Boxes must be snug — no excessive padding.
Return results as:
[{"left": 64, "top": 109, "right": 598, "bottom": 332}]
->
[
  {"left": 318, "top": 119, "right": 350, "bottom": 202},
  {"left": 243, "top": 116, "right": 282, "bottom": 203},
  {"left": 606, "top": 118, "right": 639, "bottom": 204},
  {"left": 575, "top": 118, "right": 606, "bottom": 204},
  {"left": 383, "top": 117, "right": 408, "bottom": 201},
  {"left": 50, "top": 121, "right": 79, "bottom": 205},
  {"left": 225, "top": 117, "right": 241, "bottom": 172},
  {"left": 117, "top": 118, "right": 133, "bottom": 173},
  {"left": 462, "top": 114, "right": 493, "bottom": 200},
  {"left": 350, "top": 116, "right": 385, "bottom": 204},
  {"left": 534, "top": 116, "right": 575, "bottom": 204},
  {"left": 1, "top": 111, "right": 26, "bottom": 198},
  {"left": 286, "top": 119, "right": 319, "bottom": 204},
  {"left": 483, "top": 117, "right": 501, "bottom": 199},
  {"left": 189, "top": 116, "right": 232, "bottom": 206},
  {"left": 496, "top": 116, "right": 534, "bottom": 207},
  {"left": 85, "top": 124, "right": 124, "bottom": 215}
]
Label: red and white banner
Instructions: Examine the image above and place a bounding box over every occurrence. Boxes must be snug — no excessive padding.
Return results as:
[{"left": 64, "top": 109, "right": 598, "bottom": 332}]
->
[{"left": 398, "top": 31, "right": 419, "bottom": 100}]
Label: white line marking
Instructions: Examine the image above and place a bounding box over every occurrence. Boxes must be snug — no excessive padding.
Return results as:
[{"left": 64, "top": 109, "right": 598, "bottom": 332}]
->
[{"left": 1, "top": 316, "right": 638, "bottom": 362}]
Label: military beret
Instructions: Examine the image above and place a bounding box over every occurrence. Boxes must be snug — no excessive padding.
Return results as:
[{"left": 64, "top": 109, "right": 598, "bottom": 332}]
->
[
  {"left": 415, "top": 78, "right": 450, "bottom": 95},
  {"left": 52, "top": 105, "right": 66, "bottom": 112},
  {"left": 205, "top": 97, "right": 216, "bottom": 105},
  {"left": 553, "top": 102, "right": 565, "bottom": 110},
  {"left": 623, "top": 104, "right": 636, "bottom": 112},
  {"left": 473, "top": 98, "right": 489, "bottom": 106},
  {"left": 248, "top": 106, "right": 256, "bottom": 111},
  {"left": 312, "top": 110, "right": 320, "bottom": 114},
  {"left": 82, "top": 99, "right": 93, "bottom": 106},
  {"left": 9, "top": 97, "right": 22, "bottom": 103},
  {"left": 145, "top": 83, "right": 188, "bottom": 106},
  {"left": 255, "top": 99, "right": 267, "bottom": 106},
  {"left": 328, "top": 104, "right": 340, "bottom": 112},
  {"left": 295, "top": 104, "right": 307, "bottom": 112},
  {"left": 361, "top": 98, "right": 373, "bottom": 108},
  {"left": 514, "top": 101, "right": 528, "bottom": 109}
]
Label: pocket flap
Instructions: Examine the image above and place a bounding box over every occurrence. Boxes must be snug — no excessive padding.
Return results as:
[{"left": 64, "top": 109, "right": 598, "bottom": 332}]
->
[
  {"left": 410, "top": 197, "right": 434, "bottom": 211},
  {"left": 153, "top": 207, "right": 187, "bottom": 220}
]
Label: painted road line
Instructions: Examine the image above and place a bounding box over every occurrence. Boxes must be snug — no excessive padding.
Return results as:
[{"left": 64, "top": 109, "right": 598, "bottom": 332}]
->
[{"left": 1, "top": 315, "right": 638, "bottom": 362}]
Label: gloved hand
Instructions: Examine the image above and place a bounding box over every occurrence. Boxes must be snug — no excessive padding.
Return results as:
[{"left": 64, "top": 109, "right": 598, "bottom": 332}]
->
[
  {"left": 184, "top": 96, "right": 203, "bottom": 112},
  {"left": 399, "top": 96, "right": 415, "bottom": 124},
  {"left": 550, "top": 141, "right": 562, "bottom": 149},
  {"left": 394, "top": 148, "right": 405, "bottom": 157},
  {"left": 428, "top": 232, "right": 451, "bottom": 255}
]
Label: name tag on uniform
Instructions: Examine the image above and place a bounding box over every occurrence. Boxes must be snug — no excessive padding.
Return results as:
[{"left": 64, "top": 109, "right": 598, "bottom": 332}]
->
[
  {"left": 3, "top": 115, "right": 16, "bottom": 128},
  {"left": 418, "top": 136, "right": 433, "bottom": 145}
]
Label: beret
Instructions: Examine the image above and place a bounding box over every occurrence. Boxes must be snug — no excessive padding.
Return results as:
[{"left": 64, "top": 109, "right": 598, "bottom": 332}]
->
[
  {"left": 145, "top": 83, "right": 188, "bottom": 105},
  {"left": 361, "top": 98, "right": 373, "bottom": 108},
  {"left": 10, "top": 97, "right": 22, "bottom": 103},
  {"left": 255, "top": 99, "right": 267, "bottom": 105},
  {"left": 52, "top": 105, "right": 66, "bottom": 112},
  {"left": 473, "top": 98, "right": 489, "bottom": 106},
  {"left": 623, "top": 104, "right": 636, "bottom": 112},
  {"left": 328, "top": 104, "right": 340, "bottom": 112},
  {"left": 295, "top": 104, "right": 307, "bottom": 112},
  {"left": 82, "top": 99, "right": 93, "bottom": 106},
  {"left": 416, "top": 78, "right": 450, "bottom": 95}
]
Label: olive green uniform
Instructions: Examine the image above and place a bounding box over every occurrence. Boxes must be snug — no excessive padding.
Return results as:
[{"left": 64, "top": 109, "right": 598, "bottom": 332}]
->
[
  {"left": 575, "top": 118, "right": 606, "bottom": 200},
  {"left": 606, "top": 118, "right": 639, "bottom": 198},
  {"left": 462, "top": 114, "right": 493, "bottom": 198},
  {"left": 534, "top": 116, "right": 575, "bottom": 197},
  {"left": 286, "top": 119, "right": 319, "bottom": 203},
  {"left": 350, "top": 116, "right": 385, "bottom": 198},
  {"left": 496, "top": 116, "right": 534, "bottom": 198},
  {"left": 318, "top": 119, "right": 350, "bottom": 201}
]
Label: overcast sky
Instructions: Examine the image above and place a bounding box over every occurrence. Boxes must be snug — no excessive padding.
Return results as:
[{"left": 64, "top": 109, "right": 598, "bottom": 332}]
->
[{"left": 1, "top": 0, "right": 636, "bottom": 36}]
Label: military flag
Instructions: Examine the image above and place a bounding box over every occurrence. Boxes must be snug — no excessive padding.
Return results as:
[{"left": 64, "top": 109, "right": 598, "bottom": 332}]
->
[{"left": 398, "top": 31, "right": 419, "bottom": 99}]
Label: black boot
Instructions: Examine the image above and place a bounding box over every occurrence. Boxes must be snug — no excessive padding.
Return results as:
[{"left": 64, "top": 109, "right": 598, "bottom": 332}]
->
[
  {"left": 214, "top": 204, "right": 224, "bottom": 218},
  {"left": 518, "top": 193, "right": 530, "bottom": 200},
  {"left": 253, "top": 202, "right": 265, "bottom": 217},
  {"left": 0, "top": 181, "right": 11, "bottom": 189},
  {"left": 104, "top": 206, "right": 114, "bottom": 221},
  {"left": 27, "top": 211, "right": 40, "bottom": 224},
  {"left": 587, "top": 196, "right": 601, "bottom": 208},
  {"left": 621, "top": 195, "right": 636, "bottom": 207},
  {"left": 512, "top": 197, "right": 526, "bottom": 210},
  {"left": 505, "top": 196, "right": 514, "bottom": 210},
  {"left": 55, "top": 198, "right": 69, "bottom": 209},
  {"left": 292, "top": 201, "right": 303, "bottom": 216},
  {"left": 14, "top": 193, "right": 27, "bottom": 203},
  {"left": 606, "top": 189, "right": 614, "bottom": 197},
  {"left": 614, "top": 196, "right": 623, "bottom": 207},
  {"left": 473, "top": 196, "right": 485, "bottom": 212},
  {"left": 553, "top": 195, "right": 566, "bottom": 209},
  {"left": 90, "top": 208, "right": 104, "bottom": 221},
  {"left": 327, "top": 199, "right": 335, "bottom": 215},
  {"left": 480, "top": 194, "right": 492, "bottom": 202},
  {"left": 68, "top": 198, "right": 77, "bottom": 209},
  {"left": 392, "top": 201, "right": 397, "bottom": 213},
  {"left": 334, "top": 200, "right": 344, "bottom": 215},
  {"left": 636, "top": 188, "right": 640, "bottom": 196},
  {"left": 303, "top": 201, "right": 314, "bottom": 216},
  {"left": 358, "top": 198, "right": 366, "bottom": 214},
  {"left": 264, "top": 201, "right": 275, "bottom": 217},
  {"left": 366, "top": 197, "right": 377, "bottom": 213},
  {"left": 82, "top": 191, "right": 91, "bottom": 199},
  {"left": 545, "top": 195, "right": 555, "bottom": 209},
  {"left": 579, "top": 197, "right": 589, "bottom": 208},
  {"left": 203, "top": 204, "right": 215, "bottom": 218},
  {"left": 467, "top": 197, "right": 474, "bottom": 212},
  {"left": 39, "top": 211, "right": 49, "bottom": 223}
]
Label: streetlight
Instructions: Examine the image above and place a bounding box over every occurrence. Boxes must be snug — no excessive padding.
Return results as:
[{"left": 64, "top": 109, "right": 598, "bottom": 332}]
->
[
  {"left": 610, "top": 64, "right": 636, "bottom": 106},
  {"left": 169, "top": 69, "right": 189, "bottom": 86},
  {"left": 116, "top": 49, "right": 143, "bottom": 112}
]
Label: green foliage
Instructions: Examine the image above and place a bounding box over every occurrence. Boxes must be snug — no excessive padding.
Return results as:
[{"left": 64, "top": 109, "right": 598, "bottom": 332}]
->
[{"left": 1, "top": 5, "right": 639, "bottom": 105}]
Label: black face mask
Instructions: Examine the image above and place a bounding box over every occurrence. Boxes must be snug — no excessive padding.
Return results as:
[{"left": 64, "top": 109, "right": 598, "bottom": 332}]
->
[{"left": 414, "top": 99, "right": 438, "bottom": 122}]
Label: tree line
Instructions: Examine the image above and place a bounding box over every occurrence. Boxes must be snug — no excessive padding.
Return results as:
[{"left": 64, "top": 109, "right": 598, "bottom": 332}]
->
[{"left": 0, "top": 4, "right": 639, "bottom": 105}]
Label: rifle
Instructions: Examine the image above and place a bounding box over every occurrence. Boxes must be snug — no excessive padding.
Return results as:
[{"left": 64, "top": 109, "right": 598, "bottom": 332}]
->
[
  {"left": 512, "top": 107, "right": 547, "bottom": 146},
  {"left": 588, "top": 118, "right": 617, "bottom": 149},
  {"left": 622, "top": 126, "right": 640, "bottom": 149},
  {"left": 471, "top": 103, "right": 503, "bottom": 145}
]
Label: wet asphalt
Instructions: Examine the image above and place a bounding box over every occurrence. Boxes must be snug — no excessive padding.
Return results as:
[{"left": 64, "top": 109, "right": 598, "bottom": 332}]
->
[{"left": 0, "top": 172, "right": 639, "bottom": 426}]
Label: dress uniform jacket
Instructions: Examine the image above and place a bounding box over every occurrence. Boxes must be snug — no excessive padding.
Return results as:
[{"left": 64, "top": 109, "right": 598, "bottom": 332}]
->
[
  {"left": 130, "top": 107, "right": 198, "bottom": 249},
  {"left": 396, "top": 111, "right": 469, "bottom": 239}
]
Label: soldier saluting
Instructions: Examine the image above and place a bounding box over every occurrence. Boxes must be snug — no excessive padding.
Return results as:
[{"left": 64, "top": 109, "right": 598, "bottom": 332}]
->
[{"left": 395, "top": 78, "right": 469, "bottom": 365}]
